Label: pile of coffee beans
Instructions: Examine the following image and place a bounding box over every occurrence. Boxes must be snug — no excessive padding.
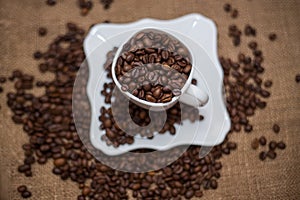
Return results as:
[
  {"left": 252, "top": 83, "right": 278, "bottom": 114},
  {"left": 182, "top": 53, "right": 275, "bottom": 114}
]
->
[
  {"left": 45, "top": 0, "right": 114, "bottom": 16},
  {"left": 115, "top": 29, "right": 192, "bottom": 103}
]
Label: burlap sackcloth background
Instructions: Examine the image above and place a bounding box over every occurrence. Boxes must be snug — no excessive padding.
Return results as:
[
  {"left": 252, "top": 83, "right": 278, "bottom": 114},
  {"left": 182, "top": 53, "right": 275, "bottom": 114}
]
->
[{"left": 0, "top": 0, "right": 299, "bottom": 199}]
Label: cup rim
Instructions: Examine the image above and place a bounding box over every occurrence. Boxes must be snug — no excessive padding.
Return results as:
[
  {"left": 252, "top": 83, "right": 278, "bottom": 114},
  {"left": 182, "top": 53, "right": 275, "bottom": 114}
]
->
[{"left": 111, "top": 28, "right": 194, "bottom": 108}]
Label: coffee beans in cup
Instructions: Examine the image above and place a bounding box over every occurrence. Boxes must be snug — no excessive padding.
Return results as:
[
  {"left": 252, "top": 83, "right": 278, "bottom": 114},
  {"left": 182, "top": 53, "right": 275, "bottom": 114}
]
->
[{"left": 115, "top": 29, "right": 192, "bottom": 103}]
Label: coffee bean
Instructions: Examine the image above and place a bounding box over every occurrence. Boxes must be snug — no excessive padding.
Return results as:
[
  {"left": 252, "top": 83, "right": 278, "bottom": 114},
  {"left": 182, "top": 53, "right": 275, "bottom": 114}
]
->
[
  {"left": 223, "top": 3, "right": 231, "bottom": 12},
  {"left": 231, "top": 9, "right": 238, "bottom": 18},
  {"left": 227, "top": 142, "right": 237, "bottom": 150},
  {"left": 17, "top": 185, "right": 27, "bottom": 193},
  {"left": 38, "top": 27, "right": 47, "bottom": 36},
  {"left": 259, "top": 151, "right": 267, "bottom": 161},
  {"left": 0, "top": 76, "right": 6, "bottom": 83},
  {"left": 54, "top": 158, "right": 66, "bottom": 167},
  {"left": 267, "top": 151, "right": 276, "bottom": 159},
  {"left": 172, "top": 88, "right": 181, "bottom": 96},
  {"left": 46, "top": 0, "right": 56, "bottom": 6},
  {"left": 259, "top": 136, "right": 267, "bottom": 146},
  {"left": 21, "top": 191, "right": 32, "bottom": 198},
  {"left": 248, "top": 41, "right": 257, "bottom": 50},
  {"left": 251, "top": 138, "right": 259, "bottom": 150},
  {"left": 145, "top": 94, "right": 156, "bottom": 102},
  {"left": 264, "top": 80, "right": 272, "bottom": 88},
  {"left": 269, "top": 141, "right": 277, "bottom": 150},
  {"left": 244, "top": 124, "right": 253, "bottom": 133},
  {"left": 277, "top": 141, "right": 286, "bottom": 150},
  {"left": 268, "top": 33, "right": 277, "bottom": 41},
  {"left": 272, "top": 124, "right": 280, "bottom": 133},
  {"left": 18, "top": 164, "right": 31, "bottom": 173},
  {"left": 185, "top": 190, "right": 194, "bottom": 199},
  {"left": 33, "top": 51, "right": 42, "bottom": 59},
  {"left": 296, "top": 74, "right": 300, "bottom": 83}
]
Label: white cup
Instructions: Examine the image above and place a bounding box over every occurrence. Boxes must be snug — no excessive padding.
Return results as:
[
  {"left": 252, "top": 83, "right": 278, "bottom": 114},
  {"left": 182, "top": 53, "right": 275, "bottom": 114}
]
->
[{"left": 111, "top": 29, "right": 209, "bottom": 111}]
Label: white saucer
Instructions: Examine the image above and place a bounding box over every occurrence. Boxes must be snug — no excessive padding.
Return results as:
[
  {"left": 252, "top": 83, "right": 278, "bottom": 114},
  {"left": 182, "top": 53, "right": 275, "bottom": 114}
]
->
[{"left": 83, "top": 14, "right": 231, "bottom": 156}]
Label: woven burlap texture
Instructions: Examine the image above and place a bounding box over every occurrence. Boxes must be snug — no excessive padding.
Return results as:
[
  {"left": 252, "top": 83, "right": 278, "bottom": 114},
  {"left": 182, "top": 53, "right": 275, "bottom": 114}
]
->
[{"left": 0, "top": 0, "right": 300, "bottom": 199}]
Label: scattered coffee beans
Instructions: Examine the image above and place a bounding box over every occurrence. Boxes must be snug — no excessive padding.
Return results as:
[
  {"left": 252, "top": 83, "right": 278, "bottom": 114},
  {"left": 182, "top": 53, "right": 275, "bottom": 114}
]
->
[
  {"left": 45, "top": 0, "right": 114, "bottom": 15},
  {"left": 1, "top": 1, "right": 288, "bottom": 198}
]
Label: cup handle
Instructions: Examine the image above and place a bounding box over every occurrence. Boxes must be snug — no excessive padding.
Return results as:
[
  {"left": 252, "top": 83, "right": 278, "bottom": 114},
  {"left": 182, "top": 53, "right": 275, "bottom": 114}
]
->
[{"left": 179, "top": 84, "right": 209, "bottom": 107}]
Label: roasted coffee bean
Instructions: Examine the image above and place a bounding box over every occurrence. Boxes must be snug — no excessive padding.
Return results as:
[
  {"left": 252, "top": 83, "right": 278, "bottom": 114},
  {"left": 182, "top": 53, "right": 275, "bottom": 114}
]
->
[
  {"left": 18, "top": 164, "right": 31, "bottom": 173},
  {"left": 21, "top": 191, "right": 32, "bottom": 198},
  {"left": 264, "top": 80, "right": 272, "bottom": 88},
  {"left": 268, "top": 33, "right": 277, "bottom": 41},
  {"left": 38, "top": 27, "right": 47, "bottom": 36},
  {"left": 54, "top": 158, "right": 66, "bottom": 167},
  {"left": 259, "top": 151, "right": 267, "bottom": 161},
  {"left": 267, "top": 151, "right": 277, "bottom": 159},
  {"left": 0, "top": 76, "right": 6, "bottom": 83},
  {"left": 244, "top": 124, "right": 253, "bottom": 133},
  {"left": 17, "top": 185, "right": 27, "bottom": 193},
  {"left": 296, "top": 74, "right": 300, "bottom": 83},
  {"left": 223, "top": 3, "right": 231, "bottom": 12},
  {"left": 248, "top": 41, "right": 257, "bottom": 50},
  {"left": 46, "top": 0, "right": 56, "bottom": 6},
  {"left": 33, "top": 51, "right": 42, "bottom": 59},
  {"left": 259, "top": 136, "right": 267, "bottom": 146},
  {"left": 244, "top": 25, "right": 256, "bottom": 36},
  {"left": 231, "top": 9, "right": 238, "bottom": 18},
  {"left": 272, "top": 124, "right": 280, "bottom": 133},
  {"left": 277, "top": 141, "right": 286, "bottom": 150},
  {"left": 269, "top": 141, "right": 277, "bottom": 150},
  {"left": 227, "top": 142, "right": 237, "bottom": 150},
  {"left": 251, "top": 138, "right": 259, "bottom": 150}
]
